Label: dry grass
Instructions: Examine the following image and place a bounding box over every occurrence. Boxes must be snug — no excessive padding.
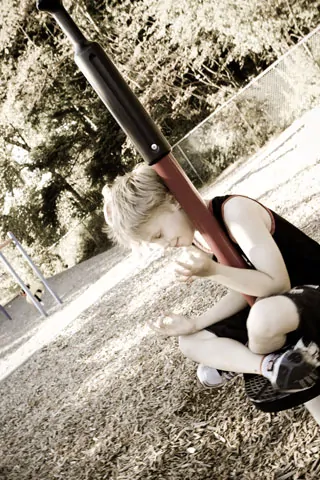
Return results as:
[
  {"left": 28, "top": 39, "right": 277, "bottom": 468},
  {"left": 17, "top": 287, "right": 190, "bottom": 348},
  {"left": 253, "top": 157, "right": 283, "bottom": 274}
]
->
[{"left": 0, "top": 108, "right": 320, "bottom": 480}]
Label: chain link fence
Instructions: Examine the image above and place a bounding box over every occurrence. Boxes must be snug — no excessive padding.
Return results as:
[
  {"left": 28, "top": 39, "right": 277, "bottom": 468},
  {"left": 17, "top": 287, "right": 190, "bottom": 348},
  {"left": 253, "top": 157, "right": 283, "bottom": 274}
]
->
[{"left": 172, "top": 26, "right": 320, "bottom": 186}]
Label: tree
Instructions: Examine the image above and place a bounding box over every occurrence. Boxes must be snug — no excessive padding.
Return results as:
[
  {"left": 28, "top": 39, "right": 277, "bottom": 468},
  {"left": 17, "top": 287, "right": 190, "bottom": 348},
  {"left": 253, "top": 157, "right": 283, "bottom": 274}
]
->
[
  {"left": 0, "top": 0, "right": 128, "bottom": 253},
  {"left": 0, "top": 0, "right": 319, "bottom": 272}
]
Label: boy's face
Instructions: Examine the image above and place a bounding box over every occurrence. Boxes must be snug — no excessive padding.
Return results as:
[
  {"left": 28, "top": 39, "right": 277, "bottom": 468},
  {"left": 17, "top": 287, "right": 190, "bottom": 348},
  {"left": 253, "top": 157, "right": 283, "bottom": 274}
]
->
[{"left": 140, "top": 203, "right": 195, "bottom": 249}]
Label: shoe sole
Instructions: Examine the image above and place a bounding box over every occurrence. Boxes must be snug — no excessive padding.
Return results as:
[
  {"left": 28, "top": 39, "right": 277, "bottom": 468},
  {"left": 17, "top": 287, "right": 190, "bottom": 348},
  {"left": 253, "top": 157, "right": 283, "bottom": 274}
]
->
[
  {"left": 275, "top": 351, "right": 318, "bottom": 392},
  {"left": 197, "top": 379, "right": 225, "bottom": 389}
]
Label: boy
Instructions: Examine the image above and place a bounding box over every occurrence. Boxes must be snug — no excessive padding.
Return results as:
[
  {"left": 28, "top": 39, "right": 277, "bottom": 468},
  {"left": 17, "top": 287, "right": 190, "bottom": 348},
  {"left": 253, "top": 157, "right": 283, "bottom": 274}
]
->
[{"left": 103, "top": 164, "right": 320, "bottom": 392}]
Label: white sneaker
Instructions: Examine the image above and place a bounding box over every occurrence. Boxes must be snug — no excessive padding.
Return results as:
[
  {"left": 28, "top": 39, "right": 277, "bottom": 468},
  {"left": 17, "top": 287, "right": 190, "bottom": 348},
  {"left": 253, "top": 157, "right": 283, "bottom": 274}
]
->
[{"left": 197, "top": 364, "right": 237, "bottom": 389}]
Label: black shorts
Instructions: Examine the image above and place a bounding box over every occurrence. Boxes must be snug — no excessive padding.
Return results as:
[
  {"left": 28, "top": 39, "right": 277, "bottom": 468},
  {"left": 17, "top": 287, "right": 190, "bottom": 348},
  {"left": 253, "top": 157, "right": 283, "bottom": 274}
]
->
[
  {"left": 205, "top": 285, "right": 320, "bottom": 347},
  {"left": 282, "top": 285, "right": 320, "bottom": 346},
  {"left": 205, "top": 305, "right": 250, "bottom": 345}
]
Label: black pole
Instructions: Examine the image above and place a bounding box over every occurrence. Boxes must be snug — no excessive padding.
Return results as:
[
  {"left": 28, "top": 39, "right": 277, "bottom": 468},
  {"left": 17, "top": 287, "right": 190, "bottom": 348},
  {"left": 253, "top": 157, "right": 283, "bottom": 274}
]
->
[{"left": 37, "top": 0, "right": 170, "bottom": 165}]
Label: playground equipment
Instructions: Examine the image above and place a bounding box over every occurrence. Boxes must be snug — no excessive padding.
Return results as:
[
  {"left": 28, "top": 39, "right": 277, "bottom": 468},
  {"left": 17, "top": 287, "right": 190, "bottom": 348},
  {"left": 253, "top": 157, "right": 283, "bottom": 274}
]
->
[
  {"left": 0, "top": 231, "right": 62, "bottom": 318},
  {"left": 20, "top": 281, "right": 45, "bottom": 304},
  {"left": 37, "top": 0, "right": 320, "bottom": 420}
]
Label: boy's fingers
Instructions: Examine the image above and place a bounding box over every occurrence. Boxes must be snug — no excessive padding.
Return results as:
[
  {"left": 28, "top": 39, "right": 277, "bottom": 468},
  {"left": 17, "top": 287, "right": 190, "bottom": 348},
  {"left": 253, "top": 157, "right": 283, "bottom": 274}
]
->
[
  {"left": 147, "top": 319, "right": 166, "bottom": 334},
  {"left": 147, "top": 315, "right": 176, "bottom": 334},
  {"left": 186, "top": 276, "right": 195, "bottom": 284},
  {"left": 175, "top": 260, "right": 193, "bottom": 269},
  {"left": 176, "top": 275, "right": 191, "bottom": 283},
  {"left": 174, "top": 267, "right": 191, "bottom": 276}
]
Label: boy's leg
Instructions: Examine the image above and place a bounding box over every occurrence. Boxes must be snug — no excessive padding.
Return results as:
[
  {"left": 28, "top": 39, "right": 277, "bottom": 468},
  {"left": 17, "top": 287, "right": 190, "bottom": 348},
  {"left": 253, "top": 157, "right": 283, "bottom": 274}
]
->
[
  {"left": 247, "top": 286, "right": 320, "bottom": 355},
  {"left": 194, "top": 331, "right": 239, "bottom": 388},
  {"left": 179, "top": 325, "right": 318, "bottom": 392},
  {"left": 246, "top": 295, "right": 300, "bottom": 354},
  {"left": 179, "top": 330, "right": 263, "bottom": 374}
]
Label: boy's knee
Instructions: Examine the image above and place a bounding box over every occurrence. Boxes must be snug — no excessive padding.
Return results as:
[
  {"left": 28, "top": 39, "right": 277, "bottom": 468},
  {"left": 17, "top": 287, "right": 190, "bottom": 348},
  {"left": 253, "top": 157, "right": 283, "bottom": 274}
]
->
[
  {"left": 247, "top": 295, "right": 300, "bottom": 344},
  {"left": 247, "top": 297, "right": 282, "bottom": 340}
]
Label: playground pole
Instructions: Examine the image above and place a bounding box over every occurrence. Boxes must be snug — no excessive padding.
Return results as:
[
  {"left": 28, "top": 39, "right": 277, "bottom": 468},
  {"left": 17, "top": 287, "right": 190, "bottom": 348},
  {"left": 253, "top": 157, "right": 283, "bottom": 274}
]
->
[{"left": 7, "top": 232, "right": 62, "bottom": 305}]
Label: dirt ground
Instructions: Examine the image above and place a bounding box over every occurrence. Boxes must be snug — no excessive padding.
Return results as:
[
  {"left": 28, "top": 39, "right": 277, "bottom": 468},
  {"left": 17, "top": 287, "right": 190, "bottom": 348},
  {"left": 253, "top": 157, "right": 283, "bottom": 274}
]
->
[{"left": 0, "top": 108, "right": 319, "bottom": 480}]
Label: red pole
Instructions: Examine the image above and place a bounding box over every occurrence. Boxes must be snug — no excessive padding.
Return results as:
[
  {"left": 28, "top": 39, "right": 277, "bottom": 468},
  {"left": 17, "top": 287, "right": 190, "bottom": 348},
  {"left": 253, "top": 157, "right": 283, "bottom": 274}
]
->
[{"left": 153, "top": 154, "right": 255, "bottom": 305}]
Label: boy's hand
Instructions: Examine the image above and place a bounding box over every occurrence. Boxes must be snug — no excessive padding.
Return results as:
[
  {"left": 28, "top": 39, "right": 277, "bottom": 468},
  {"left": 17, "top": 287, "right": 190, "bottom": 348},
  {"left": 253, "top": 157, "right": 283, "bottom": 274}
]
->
[
  {"left": 174, "top": 246, "right": 216, "bottom": 283},
  {"left": 148, "top": 313, "right": 196, "bottom": 336}
]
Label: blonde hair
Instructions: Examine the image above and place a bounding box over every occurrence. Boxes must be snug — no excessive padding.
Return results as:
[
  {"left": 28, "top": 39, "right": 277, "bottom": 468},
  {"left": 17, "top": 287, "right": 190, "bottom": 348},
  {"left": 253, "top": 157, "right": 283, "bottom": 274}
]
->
[{"left": 104, "top": 164, "right": 173, "bottom": 247}]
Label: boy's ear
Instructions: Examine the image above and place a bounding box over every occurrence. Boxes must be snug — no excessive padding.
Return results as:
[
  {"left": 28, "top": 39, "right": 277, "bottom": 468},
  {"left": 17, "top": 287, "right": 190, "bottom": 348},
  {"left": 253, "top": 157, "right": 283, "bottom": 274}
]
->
[
  {"left": 102, "top": 184, "right": 113, "bottom": 225},
  {"left": 104, "top": 201, "right": 113, "bottom": 226},
  {"left": 166, "top": 193, "right": 181, "bottom": 209}
]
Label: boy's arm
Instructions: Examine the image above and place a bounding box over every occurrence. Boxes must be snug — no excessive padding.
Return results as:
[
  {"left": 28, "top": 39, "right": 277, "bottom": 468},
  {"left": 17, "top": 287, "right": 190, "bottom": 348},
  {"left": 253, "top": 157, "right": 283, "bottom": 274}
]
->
[
  {"left": 175, "top": 197, "right": 290, "bottom": 297},
  {"left": 212, "top": 196, "right": 291, "bottom": 297},
  {"left": 148, "top": 289, "right": 248, "bottom": 336},
  {"left": 193, "top": 289, "right": 248, "bottom": 331}
]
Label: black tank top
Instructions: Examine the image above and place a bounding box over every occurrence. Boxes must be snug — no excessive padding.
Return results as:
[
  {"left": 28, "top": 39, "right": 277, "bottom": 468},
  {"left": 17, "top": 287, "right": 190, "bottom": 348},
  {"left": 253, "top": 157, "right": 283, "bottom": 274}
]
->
[{"left": 211, "top": 195, "right": 320, "bottom": 286}]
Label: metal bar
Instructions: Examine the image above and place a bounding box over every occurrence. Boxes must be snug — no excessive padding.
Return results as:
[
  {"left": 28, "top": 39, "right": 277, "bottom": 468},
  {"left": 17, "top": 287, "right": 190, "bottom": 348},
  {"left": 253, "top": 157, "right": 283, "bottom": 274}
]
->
[
  {"left": 152, "top": 153, "right": 254, "bottom": 305},
  {"left": 7, "top": 232, "right": 62, "bottom": 305},
  {"left": 0, "top": 252, "right": 48, "bottom": 317},
  {"left": 37, "top": 0, "right": 170, "bottom": 165}
]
